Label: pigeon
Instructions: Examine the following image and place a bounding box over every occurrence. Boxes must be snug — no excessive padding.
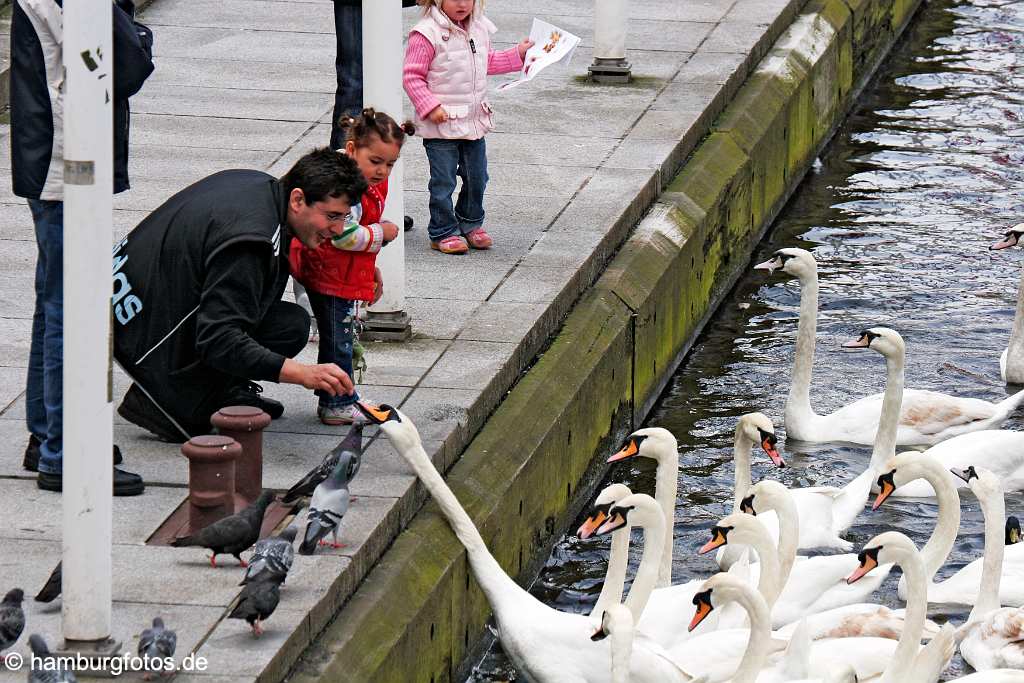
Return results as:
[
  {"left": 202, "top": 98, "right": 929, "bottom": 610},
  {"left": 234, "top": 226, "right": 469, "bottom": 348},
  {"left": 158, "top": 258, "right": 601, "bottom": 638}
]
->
[
  {"left": 228, "top": 577, "right": 281, "bottom": 637},
  {"left": 298, "top": 451, "right": 355, "bottom": 555},
  {"left": 171, "top": 490, "right": 275, "bottom": 567},
  {"left": 282, "top": 424, "right": 363, "bottom": 503},
  {"left": 138, "top": 616, "right": 177, "bottom": 679},
  {"left": 27, "top": 634, "right": 76, "bottom": 683},
  {"left": 34, "top": 563, "right": 61, "bottom": 603},
  {"left": 240, "top": 524, "right": 297, "bottom": 585},
  {"left": 0, "top": 589, "right": 25, "bottom": 662}
]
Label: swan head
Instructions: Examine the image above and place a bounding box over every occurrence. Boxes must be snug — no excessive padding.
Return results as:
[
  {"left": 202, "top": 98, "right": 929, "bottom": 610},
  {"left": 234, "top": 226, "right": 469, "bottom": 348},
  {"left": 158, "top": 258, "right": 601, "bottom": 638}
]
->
[
  {"left": 846, "top": 531, "right": 918, "bottom": 584},
  {"left": 594, "top": 493, "right": 662, "bottom": 537},
  {"left": 354, "top": 402, "right": 422, "bottom": 453},
  {"left": 688, "top": 573, "right": 755, "bottom": 632},
  {"left": 577, "top": 483, "right": 632, "bottom": 539},
  {"left": 952, "top": 464, "right": 1002, "bottom": 502},
  {"left": 753, "top": 247, "right": 816, "bottom": 279},
  {"left": 737, "top": 412, "right": 784, "bottom": 467},
  {"left": 991, "top": 223, "right": 1024, "bottom": 250},
  {"left": 738, "top": 479, "right": 792, "bottom": 517},
  {"left": 590, "top": 603, "right": 633, "bottom": 642},
  {"left": 842, "top": 326, "right": 905, "bottom": 360},
  {"left": 1007, "top": 516, "right": 1022, "bottom": 546},
  {"left": 873, "top": 451, "right": 952, "bottom": 510},
  {"left": 698, "top": 512, "right": 762, "bottom": 554},
  {"left": 607, "top": 427, "right": 678, "bottom": 465}
]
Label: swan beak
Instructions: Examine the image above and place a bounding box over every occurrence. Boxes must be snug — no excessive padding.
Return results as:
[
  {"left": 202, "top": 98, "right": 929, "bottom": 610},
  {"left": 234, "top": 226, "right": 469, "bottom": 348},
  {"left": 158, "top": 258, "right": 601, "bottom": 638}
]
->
[
  {"left": 578, "top": 511, "right": 607, "bottom": 539},
  {"left": 590, "top": 625, "right": 609, "bottom": 642},
  {"left": 842, "top": 335, "right": 871, "bottom": 349},
  {"left": 608, "top": 439, "right": 639, "bottom": 463},
  {"left": 698, "top": 529, "right": 727, "bottom": 555},
  {"left": 991, "top": 232, "right": 1020, "bottom": 250},
  {"left": 872, "top": 479, "right": 896, "bottom": 510},
  {"left": 688, "top": 597, "right": 714, "bottom": 632},
  {"left": 951, "top": 467, "right": 970, "bottom": 483},
  {"left": 846, "top": 554, "right": 879, "bottom": 584},
  {"left": 596, "top": 512, "right": 627, "bottom": 536},
  {"left": 1009, "top": 525, "right": 1021, "bottom": 545},
  {"left": 355, "top": 401, "right": 392, "bottom": 424},
  {"left": 753, "top": 256, "right": 782, "bottom": 273},
  {"left": 761, "top": 438, "right": 784, "bottom": 467}
]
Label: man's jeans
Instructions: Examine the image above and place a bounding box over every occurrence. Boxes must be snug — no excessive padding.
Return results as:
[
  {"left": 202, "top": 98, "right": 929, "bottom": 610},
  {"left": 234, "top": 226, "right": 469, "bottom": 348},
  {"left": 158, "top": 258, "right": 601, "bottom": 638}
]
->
[
  {"left": 423, "top": 137, "right": 488, "bottom": 242},
  {"left": 332, "top": 3, "right": 362, "bottom": 149},
  {"left": 306, "top": 291, "right": 359, "bottom": 409},
  {"left": 26, "top": 199, "right": 63, "bottom": 474}
]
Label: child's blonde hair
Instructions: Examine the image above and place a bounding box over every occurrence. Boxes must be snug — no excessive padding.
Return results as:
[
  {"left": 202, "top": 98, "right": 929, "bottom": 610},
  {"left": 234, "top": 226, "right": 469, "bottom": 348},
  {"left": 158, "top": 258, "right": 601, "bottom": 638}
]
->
[{"left": 417, "top": 0, "right": 484, "bottom": 16}]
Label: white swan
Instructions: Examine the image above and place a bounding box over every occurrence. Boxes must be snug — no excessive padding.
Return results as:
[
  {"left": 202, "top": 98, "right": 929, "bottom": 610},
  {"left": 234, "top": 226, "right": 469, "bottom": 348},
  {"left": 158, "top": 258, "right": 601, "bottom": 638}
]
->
[
  {"left": 356, "top": 403, "right": 697, "bottom": 683},
  {"left": 955, "top": 466, "right": 1024, "bottom": 671},
  {"left": 755, "top": 248, "right": 1024, "bottom": 445},
  {"left": 955, "top": 672, "right": 1024, "bottom": 682},
  {"left": 991, "top": 225, "right": 1024, "bottom": 384},
  {"left": 873, "top": 452, "right": 1024, "bottom": 605},
  {"left": 590, "top": 604, "right": 635, "bottom": 683}
]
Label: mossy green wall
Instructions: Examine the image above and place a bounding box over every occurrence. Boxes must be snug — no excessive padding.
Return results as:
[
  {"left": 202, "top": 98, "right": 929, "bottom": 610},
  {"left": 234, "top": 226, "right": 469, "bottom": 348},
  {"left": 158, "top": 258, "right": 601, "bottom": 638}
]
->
[{"left": 287, "top": 0, "right": 923, "bottom": 681}]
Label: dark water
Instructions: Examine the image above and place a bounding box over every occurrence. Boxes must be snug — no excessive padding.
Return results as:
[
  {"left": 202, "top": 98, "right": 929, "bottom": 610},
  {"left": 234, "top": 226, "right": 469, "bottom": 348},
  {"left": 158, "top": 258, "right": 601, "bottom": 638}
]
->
[{"left": 469, "top": 0, "right": 1024, "bottom": 679}]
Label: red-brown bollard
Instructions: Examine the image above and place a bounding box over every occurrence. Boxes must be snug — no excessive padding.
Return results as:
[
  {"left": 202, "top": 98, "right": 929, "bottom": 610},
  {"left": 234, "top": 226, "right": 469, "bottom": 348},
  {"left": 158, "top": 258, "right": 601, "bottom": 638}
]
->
[
  {"left": 180, "top": 435, "right": 241, "bottom": 535},
  {"left": 211, "top": 405, "right": 271, "bottom": 509}
]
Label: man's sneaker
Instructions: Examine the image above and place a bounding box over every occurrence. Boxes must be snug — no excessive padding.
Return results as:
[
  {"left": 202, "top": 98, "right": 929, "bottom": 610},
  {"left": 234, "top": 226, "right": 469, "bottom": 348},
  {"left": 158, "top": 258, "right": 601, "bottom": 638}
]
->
[
  {"left": 118, "top": 384, "right": 189, "bottom": 443},
  {"left": 23, "top": 435, "right": 123, "bottom": 472},
  {"left": 317, "top": 405, "right": 364, "bottom": 426},
  {"left": 221, "top": 381, "right": 285, "bottom": 419},
  {"left": 38, "top": 467, "right": 145, "bottom": 496}
]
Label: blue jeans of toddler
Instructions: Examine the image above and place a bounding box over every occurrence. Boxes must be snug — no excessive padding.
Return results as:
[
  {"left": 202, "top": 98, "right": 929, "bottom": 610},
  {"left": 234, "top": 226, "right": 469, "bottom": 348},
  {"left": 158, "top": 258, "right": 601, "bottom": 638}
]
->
[
  {"left": 423, "top": 137, "right": 488, "bottom": 242},
  {"left": 306, "top": 291, "right": 360, "bottom": 409}
]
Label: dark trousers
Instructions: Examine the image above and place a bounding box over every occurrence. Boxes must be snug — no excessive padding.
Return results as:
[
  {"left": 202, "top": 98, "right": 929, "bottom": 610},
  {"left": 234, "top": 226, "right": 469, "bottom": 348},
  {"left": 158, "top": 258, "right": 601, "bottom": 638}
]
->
[
  {"left": 306, "top": 291, "right": 359, "bottom": 409},
  {"left": 332, "top": 3, "right": 363, "bottom": 149},
  {"left": 423, "top": 137, "right": 488, "bottom": 242}
]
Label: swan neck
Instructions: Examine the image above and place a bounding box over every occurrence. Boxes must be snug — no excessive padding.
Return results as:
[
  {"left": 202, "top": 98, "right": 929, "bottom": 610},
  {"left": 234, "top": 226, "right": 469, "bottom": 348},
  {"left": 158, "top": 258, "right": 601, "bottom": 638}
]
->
[
  {"left": 1008, "top": 267, "right": 1024, "bottom": 379},
  {"left": 870, "top": 346, "right": 904, "bottom": 470},
  {"left": 747, "top": 529, "right": 783, "bottom": 607},
  {"left": 884, "top": 551, "right": 928, "bottom": 682},
  {"left": 787, "top": 271, "right": 819, "bottom": 421},
  {"left": 731, "top": 586, "right": 774, "bottom": 683},
  {"left": 624, "top": 514, "right": 666, "bottom": 621},
  {"left": 971, "top": 485, "right": 1006, "bottom": 621},
  {"left": 654, "top": 450, "right": 678, "bottom": 588},
  {"left": 591, "top": 529, "right": 630, "bottom": 618},
  {"left": 919, "top": 468, "right": 961, "bottom": 582},
  {"left": 733, "top": 430, "right": 753, "bottom": 509},
  {"left": 773, "top": 500, "right": 800, "bottom": 586},
  {"left": 611, "top": 622, "right": 632, "bottom": 683}
]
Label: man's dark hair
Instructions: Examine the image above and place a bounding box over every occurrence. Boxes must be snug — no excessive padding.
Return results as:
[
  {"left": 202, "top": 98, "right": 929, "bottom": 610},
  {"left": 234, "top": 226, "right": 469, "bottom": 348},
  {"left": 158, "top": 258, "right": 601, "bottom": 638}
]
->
[{"left": 280, "top": 147, "right": 368, "bottom": 206}]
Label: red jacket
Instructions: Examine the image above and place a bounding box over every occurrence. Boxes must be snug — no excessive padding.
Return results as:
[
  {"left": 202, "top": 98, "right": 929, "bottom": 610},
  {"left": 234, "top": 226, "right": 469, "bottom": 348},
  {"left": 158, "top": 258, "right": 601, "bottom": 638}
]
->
[{"left": 289, "top": 178, "right": 388, "bottom": 302}]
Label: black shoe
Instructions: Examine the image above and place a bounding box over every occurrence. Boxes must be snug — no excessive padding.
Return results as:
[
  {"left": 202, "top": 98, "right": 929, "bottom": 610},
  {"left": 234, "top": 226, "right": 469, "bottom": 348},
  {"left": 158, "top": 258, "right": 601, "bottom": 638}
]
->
[
  {"left": 118, "top": 384, "right": 189, "bottom": 443},
  {"left": 404, "top": 215, "right": 414, "bottom": 232},
  {"left": 38, "top": 467, "right": 145, "bottom": 496},
  {"left": 220, "top": 381, "right": 284, "bottom": 419},
  {"left": 23, "top": 436, "right": 123, "bottom": 472}
]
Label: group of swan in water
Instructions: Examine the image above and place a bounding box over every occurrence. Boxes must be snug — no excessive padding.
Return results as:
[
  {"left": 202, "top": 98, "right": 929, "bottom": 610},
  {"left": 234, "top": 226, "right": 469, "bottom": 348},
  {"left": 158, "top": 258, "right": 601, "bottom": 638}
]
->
[{"left": 353, "top": 228, "right": 1024, "bottom": 682}]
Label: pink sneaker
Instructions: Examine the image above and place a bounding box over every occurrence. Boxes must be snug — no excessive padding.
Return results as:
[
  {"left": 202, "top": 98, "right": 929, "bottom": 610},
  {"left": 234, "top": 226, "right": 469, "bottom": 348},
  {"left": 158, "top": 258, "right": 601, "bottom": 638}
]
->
[
  {"left": 465, "top": 228, "right": 493, "bottom": 250},
  {"left": 431, "top": 235, "right": 469, "bottom": 254}
]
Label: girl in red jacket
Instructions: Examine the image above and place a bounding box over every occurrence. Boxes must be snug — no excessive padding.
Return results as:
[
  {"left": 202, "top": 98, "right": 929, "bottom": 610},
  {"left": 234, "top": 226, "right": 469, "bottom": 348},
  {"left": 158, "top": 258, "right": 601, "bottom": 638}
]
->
[{"left": 289, "top": 109, "right": 415, "bottom": 425}]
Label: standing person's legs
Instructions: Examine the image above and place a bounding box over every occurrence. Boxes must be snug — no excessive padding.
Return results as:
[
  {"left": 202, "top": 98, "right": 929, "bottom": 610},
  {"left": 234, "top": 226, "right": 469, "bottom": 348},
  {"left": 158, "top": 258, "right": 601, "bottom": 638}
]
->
[
  {"left": 305, "top": 292, "right": 360, "bottom": 425},
  {"left": 26, "top": 200, "right": 63, "bottom": 475},
  {"left": 455, "top": 138, "right": 491, "bottom": 249},
  {"left": 331, "top": 3, "right": 363, "bottom": 149},
  {"left": 423, "top": 138, "right": 468, "bottom": 253}
]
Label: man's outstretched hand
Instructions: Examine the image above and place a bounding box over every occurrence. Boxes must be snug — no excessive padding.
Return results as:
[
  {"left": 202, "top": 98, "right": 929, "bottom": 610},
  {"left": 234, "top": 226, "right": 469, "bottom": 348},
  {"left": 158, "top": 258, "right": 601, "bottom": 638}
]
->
[{"left": 280, "top": 358, "right": 354, "bottom": 396}]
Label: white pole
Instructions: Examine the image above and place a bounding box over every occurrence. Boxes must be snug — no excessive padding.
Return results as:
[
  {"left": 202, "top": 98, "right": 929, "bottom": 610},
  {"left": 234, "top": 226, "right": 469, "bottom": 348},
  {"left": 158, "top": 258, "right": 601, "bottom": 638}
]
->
[
  {"left": 362, "top": 0, "right": 411, "bottom": 340},
  {"left": 590, "top": 0, "right": 632, "bottom": 83},
  {"left": 62, "top": 0, "right": 114, "bottom": 645}
]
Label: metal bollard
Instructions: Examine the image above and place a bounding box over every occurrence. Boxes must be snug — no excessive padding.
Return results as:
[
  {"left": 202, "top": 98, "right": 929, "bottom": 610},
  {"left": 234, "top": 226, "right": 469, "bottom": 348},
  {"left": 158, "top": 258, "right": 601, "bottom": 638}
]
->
[
  {"left": 211, "top": 405, "right": 271, "bottom": 510},
  {"left": 180, "top": 435, "right": 241, "bottom": 535},
  {"left": 589, "top": 0, "right": 632, "bottom": 83}
]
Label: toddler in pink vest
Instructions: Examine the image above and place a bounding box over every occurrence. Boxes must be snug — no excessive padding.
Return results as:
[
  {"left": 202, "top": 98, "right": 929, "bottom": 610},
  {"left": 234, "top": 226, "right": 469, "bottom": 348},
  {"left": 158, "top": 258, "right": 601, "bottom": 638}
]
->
[{"left": 403, "top": 0, "right": 533, "bottom": 254}]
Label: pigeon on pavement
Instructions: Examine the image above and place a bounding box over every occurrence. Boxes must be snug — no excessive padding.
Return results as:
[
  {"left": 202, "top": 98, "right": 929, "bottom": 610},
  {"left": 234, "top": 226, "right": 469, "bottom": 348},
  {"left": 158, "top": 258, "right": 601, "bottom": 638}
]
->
[
  {"left": 171, "top": 490, "right": 275, "bottom": 567},
  {"left": 34, "top": 563, "right": 60, "bottom": 603},
  {"left": 27, "top": 634, "right": 76, "bottom": 683},
  {"left": 240, "top": 524, "right": 297, "bottom": 585},
  {"left": 138, "top": 616, "right": 177, "bottom": 679},
  {"left": 228, "top": 577, "right": 281, "bottom": 637},
  {"left": 282, "top": 424, "right": 363, "bottom": 503},
  {"left": 298, "top": 452, "right": 355, "bottom": 555},
  {"left": 1, "top": 589, "right": 25, "bottom": 663}
]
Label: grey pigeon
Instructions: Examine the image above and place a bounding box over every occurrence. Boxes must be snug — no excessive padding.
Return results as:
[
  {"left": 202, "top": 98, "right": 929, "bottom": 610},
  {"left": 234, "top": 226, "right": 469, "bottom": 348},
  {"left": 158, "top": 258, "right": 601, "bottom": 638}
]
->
[
  {"left": 282, "top": 424, "right": 363, "bottom": 503},
  {"left": 228, "top": 577, "right": 281, "bottom": 637},
  {"left": 34, "top": 562, "right": 60, "bottom": 603},
  {"left": 138, "top": 616, "right": 177, "bottom": 679},
  {"left": 0, "top": 589, "right": 25, "bottom": 659},
  {"left": 27, "top": 634, "right": 77, "bottom": 683},
  {"left": 298, "top": 452, "right": 354, "bottom": 555},
  {"left": 171, "top": 490, "right": 275, "bottom": 567},
  {"left": 240, "top": 524, "right": 297, "bottom": 585}
]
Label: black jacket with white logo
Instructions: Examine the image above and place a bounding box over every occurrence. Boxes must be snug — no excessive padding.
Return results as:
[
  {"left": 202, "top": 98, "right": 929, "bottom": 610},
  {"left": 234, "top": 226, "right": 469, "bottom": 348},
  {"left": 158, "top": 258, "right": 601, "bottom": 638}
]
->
[{"left": 113, "top": 170, "right": 294, "bottom": 415}]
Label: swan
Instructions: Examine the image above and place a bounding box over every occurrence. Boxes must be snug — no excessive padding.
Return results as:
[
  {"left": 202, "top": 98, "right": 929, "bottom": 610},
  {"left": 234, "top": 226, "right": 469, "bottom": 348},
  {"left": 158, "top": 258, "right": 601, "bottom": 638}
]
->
[
  {"left": 955, "top": 672, "right": 1024, "bottom": 682},
  {"left": 590, "top": 604, "right": 636, "bottom": 683},
  {"left": 355, "top": 402, "right": 697, "bottom": 682},
  {"left": 991, "top": 224, "right": 1024, "bottom": 384},
  {"left": 873, "top": 452, "right": 1024, "bottom": 605},
  {"left": 755, "top": 247, "right": 1024, "bottom": 445},
  {"left": 954, "top": 466, "right": 1024, "bottom": 670},
  {"left": 742, "top": 479, "right": 940, "bottom": 641}
]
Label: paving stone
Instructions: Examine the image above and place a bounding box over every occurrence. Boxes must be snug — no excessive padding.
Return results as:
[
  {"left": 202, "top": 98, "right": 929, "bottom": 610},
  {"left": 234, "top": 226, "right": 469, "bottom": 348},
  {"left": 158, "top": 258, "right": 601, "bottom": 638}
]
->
[
  {"left": 457, "top": 301, "right": 550, "bottom": 345},
  {"left": 133, "top": 83, "right": 331, "bottom": 123},
  {"left": 420, "top": 340, "right": 519, "bottom": 392},
  {"left": 147, "top": 57, "right": 336, "bottom": 93},
  {"left": 131, "top": 114, "right": 312, "bottom": 152}
]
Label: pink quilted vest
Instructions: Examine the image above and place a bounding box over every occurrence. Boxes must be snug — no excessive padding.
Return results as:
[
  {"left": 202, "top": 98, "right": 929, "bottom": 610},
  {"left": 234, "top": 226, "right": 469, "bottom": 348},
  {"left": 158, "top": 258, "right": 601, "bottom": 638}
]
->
[{"left": 412, "top": 6, "right": 496, "bottom": 140}]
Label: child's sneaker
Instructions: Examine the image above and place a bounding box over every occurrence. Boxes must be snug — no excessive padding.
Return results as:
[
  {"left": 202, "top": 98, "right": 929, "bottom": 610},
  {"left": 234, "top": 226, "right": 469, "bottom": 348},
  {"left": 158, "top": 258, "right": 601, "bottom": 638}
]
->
[
  {"left": 318, "top": 405, "right": 364, "bottom": 426},
  {"left": 431, "top": 235, "right": 469, "bottom": 254},
  {"left": 465, "top": 228, "right": 492, "bottom": 250}
]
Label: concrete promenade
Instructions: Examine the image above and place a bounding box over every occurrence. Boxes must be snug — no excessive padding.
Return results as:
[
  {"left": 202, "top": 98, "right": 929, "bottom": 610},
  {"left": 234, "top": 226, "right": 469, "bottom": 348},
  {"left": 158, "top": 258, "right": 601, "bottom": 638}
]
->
[{"left": 0, "top": 0, "right": 811, "bottom": 680}]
